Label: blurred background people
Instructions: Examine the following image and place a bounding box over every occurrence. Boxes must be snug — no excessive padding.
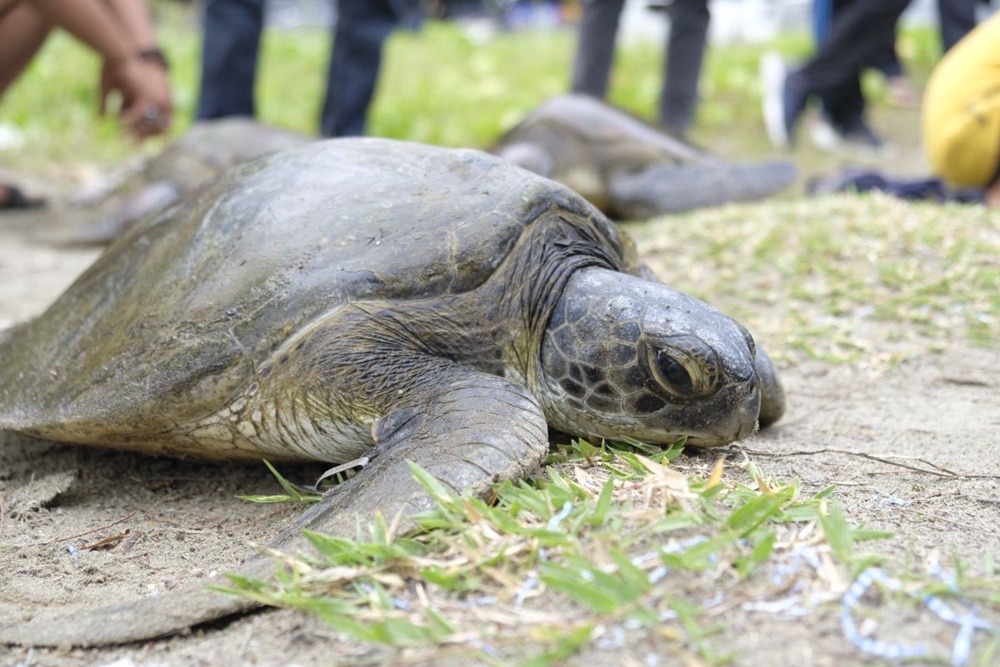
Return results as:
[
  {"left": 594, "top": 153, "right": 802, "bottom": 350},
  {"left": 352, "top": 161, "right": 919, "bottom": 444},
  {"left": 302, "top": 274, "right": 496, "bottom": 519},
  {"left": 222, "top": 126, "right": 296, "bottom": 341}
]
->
[
  {"left": 198, "top": 0, "right": 420, "bottom": 137},
  {"left": 808, "top": 0, "right": 982, "bottom": 151},
  {"left": 762, "top": 0, "right": 912, "bottom": 150},
  {"left": 808, "top": 10, "right": 1000, "bottom": 206},
  {"left": 571, "top": 0, "right": 709, "bottom": 138}
]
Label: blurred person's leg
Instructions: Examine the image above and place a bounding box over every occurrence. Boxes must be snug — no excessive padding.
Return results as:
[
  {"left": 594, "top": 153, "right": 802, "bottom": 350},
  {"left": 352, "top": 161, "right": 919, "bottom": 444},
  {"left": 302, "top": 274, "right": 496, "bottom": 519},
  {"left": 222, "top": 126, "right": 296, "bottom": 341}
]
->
[
  {"left": 660, "top": 0, "right": 709, "bottom": 135},
  {"left": 792, "top": 0, "right": 910, "bottom": 97},
  {"left": 819, "top": 77, "right": 864, "bottom": 130},
  {"left": 768, "top": 0, "right": 910, "bottom": 146},
  {"left": 196, "top": 0, "right": 263, "bottom": 120},
  {"left": 320, "top": 0, "right": 398, "bottom": 137},
  {"left": 0, "top": 2, "right": 50, "bottom": 209},
  {"left": 0, "top": 3, "right": 51, "bottom": 98},
  {"left": 938, "top": 0, "right": 977, "bottom": 52},
  {"left": 570, "top": 0, "right": 625, "bottom": 99},
  {"left": 869, "top": 31, "right": 902, "bottom": 78},
  {"left": 821, "top": 77, "right": 886, "bottom": 147}
]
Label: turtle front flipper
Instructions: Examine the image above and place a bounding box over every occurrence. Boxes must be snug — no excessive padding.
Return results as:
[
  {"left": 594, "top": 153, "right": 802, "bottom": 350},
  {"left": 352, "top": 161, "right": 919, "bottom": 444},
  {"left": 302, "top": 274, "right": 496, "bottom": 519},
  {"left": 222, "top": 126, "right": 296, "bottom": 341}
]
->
[
  {"left": 0, "top": 371, "right": 549, "bottom": 648},
  {"left": 605, "top": 161, "right": 797, "bottom": 219}
]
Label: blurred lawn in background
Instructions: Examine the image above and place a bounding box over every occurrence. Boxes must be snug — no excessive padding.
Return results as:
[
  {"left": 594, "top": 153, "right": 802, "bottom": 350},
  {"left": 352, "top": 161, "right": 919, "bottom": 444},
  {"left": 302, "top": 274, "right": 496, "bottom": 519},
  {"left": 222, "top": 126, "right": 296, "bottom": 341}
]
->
[{"left": 0, "top": 7, "right": 944, "bottom": 174}]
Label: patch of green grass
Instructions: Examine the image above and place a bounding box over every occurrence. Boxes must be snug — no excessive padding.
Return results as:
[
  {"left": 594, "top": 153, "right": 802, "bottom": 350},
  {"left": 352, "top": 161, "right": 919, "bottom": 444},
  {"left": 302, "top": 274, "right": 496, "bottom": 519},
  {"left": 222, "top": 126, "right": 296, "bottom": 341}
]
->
[
  {"left": 237, "top": 459, "right": 323, "bottom": 504},
  {"left": 210, "top": 444, "right": 999, "bottom": 665},
  {"left": 631, "top": 195, "right": 1000, "bottom": 364}
]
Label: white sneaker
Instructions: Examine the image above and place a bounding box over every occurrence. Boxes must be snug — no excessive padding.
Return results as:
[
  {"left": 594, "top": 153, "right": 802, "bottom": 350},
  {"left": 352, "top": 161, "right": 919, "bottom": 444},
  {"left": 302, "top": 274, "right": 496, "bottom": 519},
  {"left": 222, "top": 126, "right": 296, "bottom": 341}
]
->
[{"left": 761, "top": 52, "right": 790, "bottom": 149}]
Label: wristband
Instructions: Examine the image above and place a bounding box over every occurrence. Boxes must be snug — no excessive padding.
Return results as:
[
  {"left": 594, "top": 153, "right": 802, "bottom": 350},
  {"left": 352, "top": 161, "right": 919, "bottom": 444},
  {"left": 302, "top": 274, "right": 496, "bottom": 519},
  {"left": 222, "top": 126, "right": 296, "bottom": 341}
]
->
[{"left": 137, "top": 47, "right": 169, "bottom": 71}]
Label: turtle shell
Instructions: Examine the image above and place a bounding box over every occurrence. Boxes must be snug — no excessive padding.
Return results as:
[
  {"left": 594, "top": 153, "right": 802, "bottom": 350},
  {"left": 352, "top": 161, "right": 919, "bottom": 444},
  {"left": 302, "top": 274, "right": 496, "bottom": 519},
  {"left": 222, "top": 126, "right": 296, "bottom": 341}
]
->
[
  {"left": 491, "top": 94, "right": 717, "bottom": 207},
  {"left": 142, "top": 118, "right": 312, "bottom": 192},
  {"left": 0, "top": 138, "right": 629, "bottom": 443},
  {"left": 64, "top": 119, "right": 312, "bottom": 245}
]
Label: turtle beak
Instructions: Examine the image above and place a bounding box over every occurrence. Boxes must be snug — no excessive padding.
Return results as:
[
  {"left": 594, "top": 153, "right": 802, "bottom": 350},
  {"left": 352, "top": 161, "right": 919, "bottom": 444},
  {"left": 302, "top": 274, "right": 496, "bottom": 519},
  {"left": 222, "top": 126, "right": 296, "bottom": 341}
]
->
[{"left": 683, "top": 377, "right": 761, "bottom": 447}]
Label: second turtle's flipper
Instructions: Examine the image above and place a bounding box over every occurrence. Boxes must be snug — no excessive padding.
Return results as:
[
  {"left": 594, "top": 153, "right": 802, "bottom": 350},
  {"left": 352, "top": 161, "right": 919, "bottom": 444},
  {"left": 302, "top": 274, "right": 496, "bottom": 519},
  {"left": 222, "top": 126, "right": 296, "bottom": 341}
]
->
[
  {"left": 0, "top": 372, "right": 549, "bottom": 648},
  {"left": 55, "top": 181, "right": 180, "bottom": 246},
  {"left": 607, "top": 161, "right": 797, "bottom": 219}
]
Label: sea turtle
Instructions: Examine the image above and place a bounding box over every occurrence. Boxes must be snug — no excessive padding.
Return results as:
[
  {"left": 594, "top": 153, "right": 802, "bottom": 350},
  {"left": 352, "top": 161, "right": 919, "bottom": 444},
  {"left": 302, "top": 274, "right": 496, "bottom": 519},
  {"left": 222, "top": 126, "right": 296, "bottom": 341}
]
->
[
  {"left": 492, "top": 94, "right": 797, "bottom": 219},
  {"left": 63, "top": 118, "right": 309, "bottom": 244},
  {"left": 0, "top": 138, "right": 784, "bottom": 647}
]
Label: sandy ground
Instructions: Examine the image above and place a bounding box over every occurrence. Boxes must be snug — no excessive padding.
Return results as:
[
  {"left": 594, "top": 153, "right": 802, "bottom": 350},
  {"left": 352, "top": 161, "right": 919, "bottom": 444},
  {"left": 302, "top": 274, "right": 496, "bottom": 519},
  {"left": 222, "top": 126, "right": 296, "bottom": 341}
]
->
[{"left": 0, "top": 155, "right": 998, "bottom": 667}]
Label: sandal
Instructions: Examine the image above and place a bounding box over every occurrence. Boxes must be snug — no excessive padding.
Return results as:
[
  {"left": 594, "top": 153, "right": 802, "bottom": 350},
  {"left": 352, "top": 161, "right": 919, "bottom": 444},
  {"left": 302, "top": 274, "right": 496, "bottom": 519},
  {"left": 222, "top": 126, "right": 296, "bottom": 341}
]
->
[{"left": 0, "top": 183, "right": 46, "bottom": 210}]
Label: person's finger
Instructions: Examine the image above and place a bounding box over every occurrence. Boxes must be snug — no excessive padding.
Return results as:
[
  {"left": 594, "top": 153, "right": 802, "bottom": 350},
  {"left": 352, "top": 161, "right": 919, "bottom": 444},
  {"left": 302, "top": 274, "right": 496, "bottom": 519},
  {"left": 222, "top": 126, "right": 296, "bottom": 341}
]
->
[
  {"left": 123, "top": 104, "right": 169, "bottom": 139},
  {"left": 120, "top": 101, "right": 147, "bottom": 137}
]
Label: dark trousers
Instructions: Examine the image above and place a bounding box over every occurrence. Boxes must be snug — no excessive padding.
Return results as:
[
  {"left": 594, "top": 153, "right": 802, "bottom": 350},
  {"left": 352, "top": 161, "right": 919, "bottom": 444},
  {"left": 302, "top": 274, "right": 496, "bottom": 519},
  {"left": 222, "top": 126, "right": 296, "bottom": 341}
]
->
[
  {"left": 197, "top": 0, "right": 262, "bottom": 120},
  {"left": 814, "top": 0, "right": 902, "bottom": 79},
  {"left": 321, "top": 0, "right": 398, "bottom": 137},
  {"left": 793, "top": 0, "right": 911, "bottom": 129},
  {"left": 197, "top": 0, "right": 400, "bottom": 137},
  {"left": 661, "top": 0, "right": 709, "bottom": 134},
  {"left": 815, "top": 0, "right": 978, "bottom": 79},
  {"left": 938, "top": 0, "right": 978, "bottom": 52},
  {"left": 571, "top": 0, "right": 709, "bottom": 135}
]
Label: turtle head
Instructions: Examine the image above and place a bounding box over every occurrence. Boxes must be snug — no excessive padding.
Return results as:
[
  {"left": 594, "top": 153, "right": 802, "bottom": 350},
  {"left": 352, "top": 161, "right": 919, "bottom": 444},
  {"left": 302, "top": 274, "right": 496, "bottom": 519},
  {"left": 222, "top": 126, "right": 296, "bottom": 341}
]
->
[{"left": 538, "top": 268, "right": 760, "bottom": 447}]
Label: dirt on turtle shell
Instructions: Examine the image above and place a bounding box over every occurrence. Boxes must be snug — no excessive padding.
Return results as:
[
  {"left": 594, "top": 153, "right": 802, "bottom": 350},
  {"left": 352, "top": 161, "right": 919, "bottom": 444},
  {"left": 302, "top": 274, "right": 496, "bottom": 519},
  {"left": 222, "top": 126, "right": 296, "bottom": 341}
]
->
[{"left": 0, "top": 167, "right": 997, "bottom": 667}]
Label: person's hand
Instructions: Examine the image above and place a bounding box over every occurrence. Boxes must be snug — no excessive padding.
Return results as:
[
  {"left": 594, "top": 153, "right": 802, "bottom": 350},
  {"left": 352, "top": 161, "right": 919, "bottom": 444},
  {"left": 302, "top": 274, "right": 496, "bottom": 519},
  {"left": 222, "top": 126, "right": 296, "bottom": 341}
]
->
[{"left": 99, "top": 56, "right": 173, "bottom": 139}]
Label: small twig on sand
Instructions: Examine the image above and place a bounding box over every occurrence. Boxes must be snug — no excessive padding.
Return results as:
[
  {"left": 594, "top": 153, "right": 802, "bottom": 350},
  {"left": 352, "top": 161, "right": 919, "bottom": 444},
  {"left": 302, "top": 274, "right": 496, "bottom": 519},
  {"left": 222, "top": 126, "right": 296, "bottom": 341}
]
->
[
  {"left": 42, "top": 511, "right": 136, "bottom": 546},
  {"left": 80, "top": 529, "right": 131, "bottom": 551},
  {"left": 741, "top": 447, "right": 1000, "bottom": 480},
  {"left": 0, "top": 492, "right": 5, "bottom": 538}
]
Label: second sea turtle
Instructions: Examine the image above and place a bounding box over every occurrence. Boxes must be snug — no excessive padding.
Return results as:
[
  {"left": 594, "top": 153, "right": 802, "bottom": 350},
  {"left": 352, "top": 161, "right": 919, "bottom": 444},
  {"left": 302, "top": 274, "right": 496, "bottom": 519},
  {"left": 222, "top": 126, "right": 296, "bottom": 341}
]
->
[{"left": 493, "top": 94, "right": 796, "bottom": 218}]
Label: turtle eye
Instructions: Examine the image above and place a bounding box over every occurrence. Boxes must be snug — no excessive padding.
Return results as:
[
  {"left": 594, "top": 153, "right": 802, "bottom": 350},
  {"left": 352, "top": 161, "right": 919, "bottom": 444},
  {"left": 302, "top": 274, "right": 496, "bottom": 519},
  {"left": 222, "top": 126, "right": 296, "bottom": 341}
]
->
[
  {"left": 658, "top": 353, "right": 693, "bottom": 394},
  {"left": 646, "top": 346, "right": 712, "bottom": 398}
]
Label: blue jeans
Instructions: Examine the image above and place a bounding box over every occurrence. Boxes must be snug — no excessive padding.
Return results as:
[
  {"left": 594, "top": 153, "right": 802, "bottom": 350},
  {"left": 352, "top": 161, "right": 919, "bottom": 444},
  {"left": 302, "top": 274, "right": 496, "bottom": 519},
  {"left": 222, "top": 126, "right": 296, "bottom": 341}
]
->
[{"left": 197, "top": 0, "right": 405, "bottom": 137}]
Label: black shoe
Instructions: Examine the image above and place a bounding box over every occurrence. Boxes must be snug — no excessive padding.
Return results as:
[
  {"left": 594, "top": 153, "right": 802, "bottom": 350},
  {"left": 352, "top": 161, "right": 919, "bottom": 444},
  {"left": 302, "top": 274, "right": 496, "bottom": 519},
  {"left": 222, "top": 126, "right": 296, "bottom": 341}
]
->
[
  {"left": 806, "top": 167, "right": 884, "bottom": 196},
  {"left": 835, "top": 118, "right": 884, "bottom": 149},
  {"left": 762, "top": 53, "right": 806, "bottom": 149}
]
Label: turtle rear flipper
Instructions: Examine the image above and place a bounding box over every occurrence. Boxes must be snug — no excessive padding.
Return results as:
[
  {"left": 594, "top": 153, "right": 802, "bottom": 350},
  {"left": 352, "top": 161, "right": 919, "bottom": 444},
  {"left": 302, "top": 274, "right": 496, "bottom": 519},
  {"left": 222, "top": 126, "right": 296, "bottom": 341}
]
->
[
  {"left": 606, "top": 161, "right": 797, "bottom": 219},
  {"left": 0, "top": 371, "right": 549, "bottom": 647},
  {"left": 55, "top": 181, "right": 181, "bottom": 246}
]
